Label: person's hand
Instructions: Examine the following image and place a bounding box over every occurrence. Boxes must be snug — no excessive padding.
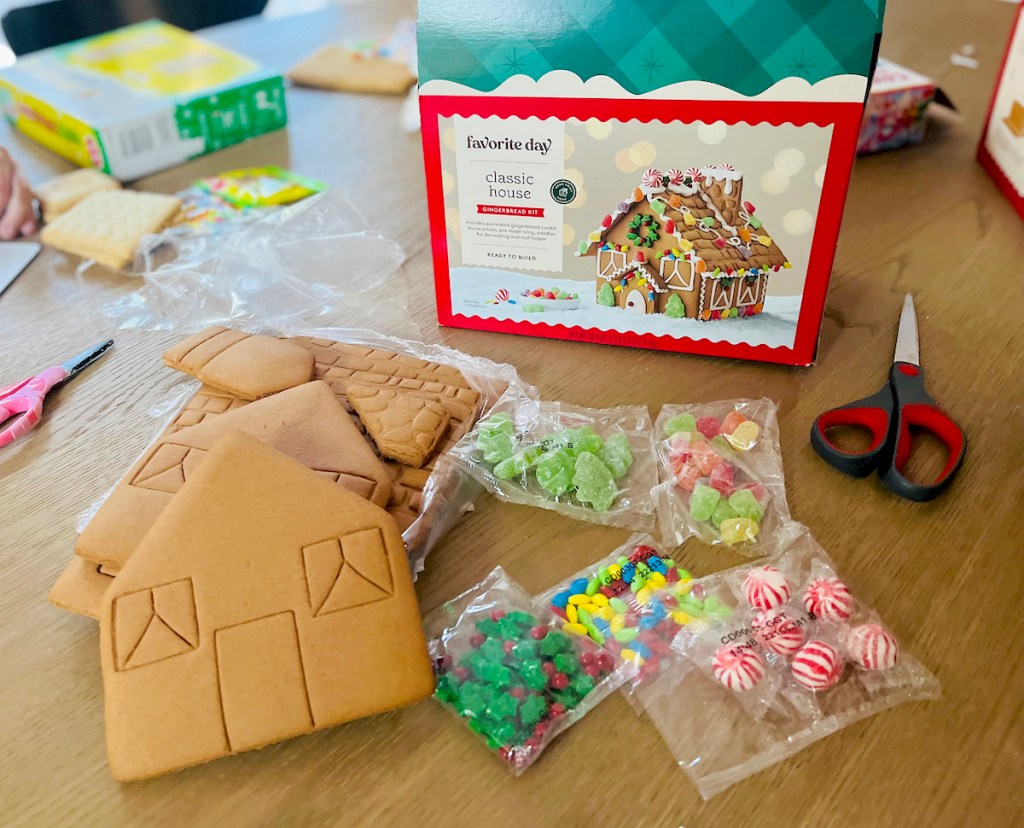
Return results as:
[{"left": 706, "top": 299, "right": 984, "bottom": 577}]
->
[{"left": 0, "top": 148, "right": 37, "bottom": 239}]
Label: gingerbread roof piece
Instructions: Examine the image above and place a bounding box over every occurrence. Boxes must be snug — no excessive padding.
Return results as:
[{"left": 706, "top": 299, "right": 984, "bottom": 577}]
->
[
  {"left": 100, "top": 432, "right": 434, "bottom": 781},
  {"left": 162, "top": 327, "right": 315, "bottom": 400},
  {"left": 578, "top": 166, "right": 790, "bottom": 278},
  {"left": 48, "top": 557, "right": 113, "bottom": 620},
  {"left": 76, "top": 381, "right": 392, "bottom": 572},
  {"left": 346, "top": 385, "right": 451, "bottom": 467}
]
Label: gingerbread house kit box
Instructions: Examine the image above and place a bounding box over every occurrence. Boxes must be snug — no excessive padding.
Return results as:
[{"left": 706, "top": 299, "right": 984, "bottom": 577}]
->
[{"left": 418, "top": 1, "right": 886, "bottom": 365}]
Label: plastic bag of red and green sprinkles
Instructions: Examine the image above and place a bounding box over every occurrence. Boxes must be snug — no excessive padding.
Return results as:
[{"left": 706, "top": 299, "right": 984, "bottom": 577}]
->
[{"left": 425, "top": 566, "right": 627, "bottom": 774}]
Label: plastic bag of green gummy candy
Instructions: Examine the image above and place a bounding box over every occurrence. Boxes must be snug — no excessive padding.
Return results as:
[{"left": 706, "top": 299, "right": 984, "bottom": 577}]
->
[
  {"left": 423, "top": 566, "right": 629, "bottom": 775},
  {"left": 447, "top": 390, "right": 658, "bottom": 531}
]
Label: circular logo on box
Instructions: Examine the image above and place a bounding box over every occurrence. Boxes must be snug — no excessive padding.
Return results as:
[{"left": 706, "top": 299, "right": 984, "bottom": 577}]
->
[{"left": 550, "top": 179, "right": 577, "bottom": 205}]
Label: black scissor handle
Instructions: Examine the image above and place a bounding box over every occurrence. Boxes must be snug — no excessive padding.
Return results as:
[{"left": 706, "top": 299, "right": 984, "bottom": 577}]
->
[
  {"left": 810, "top": 383, "right": 894, "bottom": 478},
  {"left": 878, "top": 362, "right": 967, "bottom": 502}
]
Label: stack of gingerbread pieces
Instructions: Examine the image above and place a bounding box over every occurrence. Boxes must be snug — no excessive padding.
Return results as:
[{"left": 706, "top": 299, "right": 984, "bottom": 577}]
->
[{"left": 48, "top": 326, "right": 484, "bottom": 780}]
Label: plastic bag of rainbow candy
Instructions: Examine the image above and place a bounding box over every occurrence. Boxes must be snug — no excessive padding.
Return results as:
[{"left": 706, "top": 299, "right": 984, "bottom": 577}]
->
[
  {"left": 651, "top": 399, "right": 802, "bottom": 555},
  {"left": 635, "top": 533, "right": 940, "bottom": 799},
  {"left": 536, "top": 536, "right": 727, "bottom": 695},
  {"left": 425, "top": 567, "right": 627, "bottom": 775}
]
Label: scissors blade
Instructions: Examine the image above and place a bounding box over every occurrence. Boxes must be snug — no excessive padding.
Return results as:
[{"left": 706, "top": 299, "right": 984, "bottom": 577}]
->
[
  {"left": 60, "top": 339, "right": 114, "bottom": 379},
  {"left": 892, "top": 294, "right": 920, "bottom": 366}
]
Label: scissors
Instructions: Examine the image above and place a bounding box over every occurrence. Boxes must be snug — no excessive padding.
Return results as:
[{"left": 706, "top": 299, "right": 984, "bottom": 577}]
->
[
  {"left": 0, "top": 340, "right": 114, "bottom": 449},
  {"left": 810, "top": 295, "right": 965, "bottom": 502}
]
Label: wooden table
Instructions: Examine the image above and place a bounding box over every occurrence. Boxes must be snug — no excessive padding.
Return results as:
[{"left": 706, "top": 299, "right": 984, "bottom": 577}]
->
[{"left": 2, "top": 2, "right": 1022, "bottom": 825}]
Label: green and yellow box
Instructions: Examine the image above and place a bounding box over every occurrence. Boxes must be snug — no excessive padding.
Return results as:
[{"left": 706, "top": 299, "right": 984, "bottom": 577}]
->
[{"left": 0, "top": 20, "right": 287, "bottom": 180}]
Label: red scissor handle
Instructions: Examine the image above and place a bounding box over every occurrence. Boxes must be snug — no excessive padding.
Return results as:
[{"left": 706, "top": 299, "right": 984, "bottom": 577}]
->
[
  {"left": 810, "top": 383, "right": 895, "bottom": 478},
  {"left": 0, "top": 366, "right": 66, "bottom": 449},
  {"left": 878, "top": 362, "right": 966, "bottom": 502}
]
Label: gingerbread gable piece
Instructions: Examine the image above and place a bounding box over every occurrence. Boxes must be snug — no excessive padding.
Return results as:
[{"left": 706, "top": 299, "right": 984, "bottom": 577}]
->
[
  {"left": 578, "top": 166, "right": 791, "bottom": 321},
  {"left": 100, "top": 432, "right": 435, "bottom": 781},
  {"left": 77, "top": 381, "right": 393, "bottom": 573}
]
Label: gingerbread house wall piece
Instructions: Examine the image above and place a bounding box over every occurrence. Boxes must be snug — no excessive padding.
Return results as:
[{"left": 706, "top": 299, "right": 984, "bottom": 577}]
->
[
  {"left": 100, "top": 433, "right": 434, "bottom": 781},
  {"left": 578, "top": 166, "right": 791, "bottom": 321}
]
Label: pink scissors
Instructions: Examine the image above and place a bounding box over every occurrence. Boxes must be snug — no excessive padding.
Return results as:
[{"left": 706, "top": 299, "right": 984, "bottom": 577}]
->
[{"left": 0, "top": 340, "right": 114, "bottom": 448}]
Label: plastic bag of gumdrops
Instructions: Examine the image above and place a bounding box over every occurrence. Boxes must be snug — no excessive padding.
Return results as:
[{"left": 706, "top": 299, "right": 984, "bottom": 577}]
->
[
  {"left": 652, "top": 399, "right": 802, "bottom": 555},
  {"left": 637, "top": 532, "right": 940, "bottom": 799},
  {"left": 425, "top": 566, "right": 626, "bottom": 774},
  {"left": 536, "top": 534, "right": 713, "bottom": 696},
  {"left": 447, "top": 389, "right": 657, "bottom": 531}
]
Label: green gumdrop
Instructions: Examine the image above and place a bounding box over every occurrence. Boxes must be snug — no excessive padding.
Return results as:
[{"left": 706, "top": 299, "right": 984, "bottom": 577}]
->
[
  {"left": 585, "top": 577, "right": 600, "bottom": 596},
  {"left": 597, "top": 432, "right": 634, "bottom": 479},
  {"left": 573, "top": 451, "right": 618, "bottom": 511},
  {"left": 711, "top": 499, "right": 738, "bottom": 529},
  {"left": 689, "top": 483, "right": 721, "bottom": 522},
  {"left": 535, "top": 448, "right": 575, "bottom": 496},
  {"left": 524, "top": 304, "right": 544, "bottom": 313},
  {"left": 494, "top": 452, "right": 529, "bottom": 480},
  {"left": 598, "top": 282, "right": 615, "bottom": 307},
  {"left": 614, "top": 627, "right": 640, "bottom": 643},
  {"left": 609, "top": 597, "right": 629, "bottom": 614},
  {"left": 728, "top": 488, "right": 764, "bottom": 521},
  {"left": 664, "top": 413, "right": 697, "bottom": 437},
  {"left": 664, "top": 293, "right": 686, "bottom": 319},
  {"left": 477, "top": 430, "right": 515, "bottom": 464}
]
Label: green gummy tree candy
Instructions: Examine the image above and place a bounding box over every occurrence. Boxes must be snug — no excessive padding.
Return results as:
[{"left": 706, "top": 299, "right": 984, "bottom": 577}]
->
[
  {"left": 494, "top": 452, "right": 530, "bottom": 480},
  {"left": 573, "top": 451, "right": 618, "bottom": 511},
  {"left": 664, "top": 413, "right": 697, "bottom": 437},
  {"left": 535, "top": 449, "right": 575, "bottom": 496},
  {"left": 598, "top": 282, "right": 615, "bottom": 307},
  {"left": 478, "top": 412, "right": 514, "bottom": 436},
  {"left": 477, "top": 430, "right": 515, "bottom": 465},
  {"left": 518, "top": 693, "right": 548, "bottom": 728},
  {"left": 665, "top": 293, "right": 686, "bottom": 319},
  {"left": 597, "top": 432, "right": 633, "bottom": 479}
]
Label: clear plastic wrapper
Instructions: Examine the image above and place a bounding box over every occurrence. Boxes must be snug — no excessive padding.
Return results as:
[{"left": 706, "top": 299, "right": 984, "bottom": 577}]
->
[
  {"left": 76, "top": 326, "right": 524, "bottom": 576},
  {"left": 449, "top": 392, "right": 657, "bottom": 531},
  {"left": 425, "top": 567, "right": 625, "bottom": 774},
  {"left": 653, "top": 399, "right": 801, "bottom": 555},
  {"left": 90, "top": 192, "right": 411, "bottom": 337},
  {"left": 536, "top": 535, "right": 711, "bottom": 694},
  {"left": 636, "top": 532, "right": 940, "bottom": 799}
]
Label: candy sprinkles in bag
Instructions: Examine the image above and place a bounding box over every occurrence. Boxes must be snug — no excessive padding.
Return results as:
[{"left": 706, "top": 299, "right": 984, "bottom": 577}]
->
[
  {"left": 635, "top": 532, "right": 941, "bottom": 799},
  {"left": 449, "top": 395, "right": 657, "bottom": 531},
  {"left": 425, "top": 568, "right": 625, "bottom": 774}
]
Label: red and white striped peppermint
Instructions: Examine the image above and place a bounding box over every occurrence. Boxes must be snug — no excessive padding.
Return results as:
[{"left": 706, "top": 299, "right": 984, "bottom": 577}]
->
[
  {"left": 711, "top": 645, "right": 765, "bottom": 692},
  {"left": 802, "top": 577, "right": 854, "bottom": 622},
  {"left": 791, "top": 640, "right": 843, "bottom": 691},
  {"left": 753, "top": 608, "right": 805, "bottom": 656},
  {"left": 847, "top": 623, "right": 899, "bottom": 671},
  {"left": 664, "top": 168, "right": 685, "bottom": 186},
  {"left": 743, "top": 566, "right": 791, "bottom": 610},
  {"left": 641, "top": 168, "right": 665, "bottom": 190}
]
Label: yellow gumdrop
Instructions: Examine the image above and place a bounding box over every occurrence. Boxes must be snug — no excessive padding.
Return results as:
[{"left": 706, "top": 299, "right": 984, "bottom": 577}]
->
[
  {"left": 757, "top": 235, "right": 773, "bottom": 246},
  {"left": 725, "top": 420, "right": 760, "bottom": 451},
  {"left": 636, "top": 587, "right": 652, "bottom": 606},
  {"left": 621, "top": 648, "right": 638, "bottom": 662},
  {"left": 720, "top": 517, "right": 759, "bottom": 545},
  {"left": 676, "top": 581, "right": 693, "bottom": 595},
  {"left": 581, "top": 603, "right": 600, "bottom": 616},
  {"left": 672, "top": 611, "right": 692, "bottom": 625},
  {"left": 591, "top": 593, "right": 609, "bottom": 607},
  {"left": 568, "top": 594, "right": 588, "bottom": 605},
  {"left": 610, "top": 614, "right": 625, "bottom": 633},
  {"left": 597, "top": 606, "right": 613, "bottom": 621},
  {"left": 563, "top": 622, "right": 589, "bottom": 636},
  {"left": 566, "top": 604, "right": 578, "bottom": 624},
  {"left": 588, "top": 231, "right": 603, "bottom": 242},
  {"left": 647, "top": 572, "right": 667, "bottom": 589},
  {"left": 607, "top": 564, "right": 621, "bottom": 579}
]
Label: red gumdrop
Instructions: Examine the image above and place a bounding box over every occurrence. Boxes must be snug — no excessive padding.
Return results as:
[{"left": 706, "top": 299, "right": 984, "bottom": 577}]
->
[
  {"left": 630, "top": 545, "right": 657, "bottom": 563},
  {"left": 531, "top": 288, "right": 543, "bottom": 297},
  {"left": 503, "top": 640, "right": 516, "bottom": 655},
  {"left": 454, "top": 667, "right": 470, "bottom": 681},
  {"left": 739, "top": 481, "right": 767, "bottom": 501},
  {"left": 530, "top": 625, "right": 548, "bottom": 640},
  {"left": 509, "top": 686, "right": 526, "bottom": 699},
  {"left": 584, "top": 664, "right": 601, "bottom": 678},
  {"left": 551, "top": 673, "right": 570, "bottom": 690},
  {"left": 708, "top": 463, "right": 734, "bottom": 495},
  {"left": 711, "top": 310, "right": 722, "bottom": 320},
  {"left": 470, "top": 633, "right": 486, "bottom": 648},
  {"left": 533, "top": 721, "right": 548, "bottom": 737},
  {"left": 545, "top": 291, "right": 557, "bottom": 299},
  {"left": 549, "top": 703, "right": 566, "bottom": 717},
  {"left": 580, "top": 651, "right": 595, "bottom": 667},
  {"left": 602, "top": 214, "right": 613, "bottom": 228},
  {"left": 490, "top": 609, "right": 506, "bottom": 621},
  {"left": 596, "top": 653, "right": 614, "bottom": 673},
  {"left": 541, "top": 661, "right": 557, "bottom": 676},
  {"left": 696, "top": 416, "right": 721, "bottom": 439},
  {"left": 599, "top": 585, "right": 616, "bottom": 598},
  {"left": 714, "top": 238, "right": 727, "bottom": 248}
]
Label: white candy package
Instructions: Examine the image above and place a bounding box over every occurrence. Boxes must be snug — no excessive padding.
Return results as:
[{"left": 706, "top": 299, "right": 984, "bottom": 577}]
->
[
  {"left": 652, "top": 398, "right": 802, "bottom": 555},
  {"left": 636, "top": 532, "right": 941, "bottom": 799},
  {"left": 448, "top": 391, "right": 658, "bottom": 531}
]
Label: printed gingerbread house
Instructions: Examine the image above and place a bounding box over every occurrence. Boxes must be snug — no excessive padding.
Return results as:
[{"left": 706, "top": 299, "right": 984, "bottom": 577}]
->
[{"left": 577, "top": 166, "right": 791, "bottom": 321}]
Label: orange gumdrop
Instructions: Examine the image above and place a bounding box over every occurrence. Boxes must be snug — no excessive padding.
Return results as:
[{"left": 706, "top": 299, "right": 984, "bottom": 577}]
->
[
  {"left": 632, "top": 187, "right": 644, "bottom": 202},
  {"left": 738, "top": 227, "right": 752, "bottom": 242},
  {"left": 668, "top": 195, "right": 683, "bottom": 209},
  {"left": 721, "top": 411, "right": 747, "bottom": 435},
  {"left": 695, "top": 259, "right": 707, "bottom": 273},
  {"left": 753, "top": 303, "right": 764, "bottom": 314},
  {"left": 700, "top": 309, "right": 712, "bottom": 321}
]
